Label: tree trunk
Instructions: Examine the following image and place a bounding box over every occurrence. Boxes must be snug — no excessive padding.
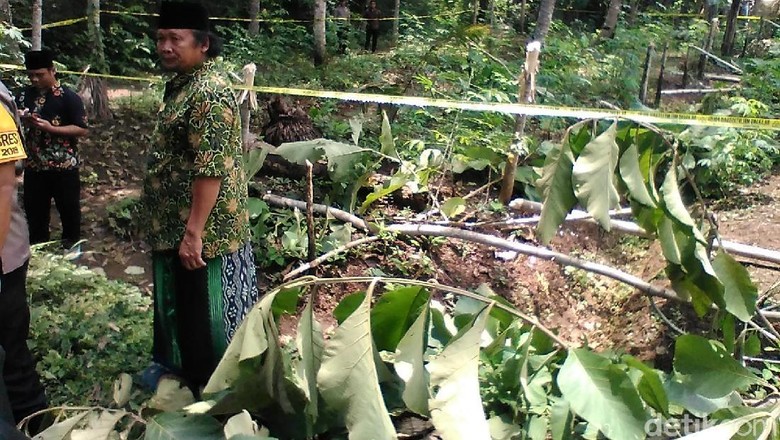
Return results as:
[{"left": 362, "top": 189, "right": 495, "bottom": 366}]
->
[
  {"left": 392, "top": 0, "right": 400, "bottom": 44},
  {"left": 32, "top": 0, "right": 42, "bottom": 50},
  {"left": 532, "top": 0, "right": 555, "bottom": 42},
  {"left": 599, "top": 0, "right": 622, "bottom": 39},
  {"left": 0, "top": 0, "right": 12, "bottom": 23},
  {"left": 499, "top": 0, "right": 554, "bottom": 204},
  {"left": 518, "top": 0, "right": 526, "bottom": 33},
  {"left": 627, "top": 0, "right": 639, "bottom": 25},
  {"left": 249, "top": 0, "right": 260, "bottom": 36},
  {"left": 313, "top": 0, "right": 326, "bottom": 65},
  {"left": 472, "top": 0, "right": 479, "bottom": 24},
  {"left": 83, "top": 0, "right": 112, "bottom": 121},
  {"left": 721, "top": 0, "right": 741, "bottom": 55}
]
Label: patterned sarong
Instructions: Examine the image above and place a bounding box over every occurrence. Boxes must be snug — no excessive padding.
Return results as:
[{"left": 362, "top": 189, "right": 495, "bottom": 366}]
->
[{"left": 151, "top": 241, "right": 259, "bottom": 387}]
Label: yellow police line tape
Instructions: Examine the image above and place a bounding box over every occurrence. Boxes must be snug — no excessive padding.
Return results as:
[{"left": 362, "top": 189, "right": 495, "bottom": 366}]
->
[
  {"left": 1, "top": 63, "right": 777, "bottom": 131},
  {"left": 101, "top": 9, "right": 466, "bottom": 23},
  {"left": 19, "top": 16, "right": 88, "bottom": 31}
]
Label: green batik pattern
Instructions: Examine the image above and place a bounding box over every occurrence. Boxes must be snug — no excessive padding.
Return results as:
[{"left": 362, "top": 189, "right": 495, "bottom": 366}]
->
[{"left": 142, "top": 60, "right": 251, "bottom": 258}]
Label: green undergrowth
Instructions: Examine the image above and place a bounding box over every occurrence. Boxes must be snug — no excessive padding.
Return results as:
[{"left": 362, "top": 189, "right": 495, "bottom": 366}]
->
[{"left": 26, "top": 249, "right": 152, "bottom": 407}]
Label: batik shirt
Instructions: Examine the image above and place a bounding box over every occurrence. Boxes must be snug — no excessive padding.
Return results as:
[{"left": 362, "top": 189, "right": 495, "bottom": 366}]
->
[
  {"left": 142, "top": 59, "right": 251, "bottom": 259},
  {"left": 17, "top": 82, "right": 88, "bottom": 170}
]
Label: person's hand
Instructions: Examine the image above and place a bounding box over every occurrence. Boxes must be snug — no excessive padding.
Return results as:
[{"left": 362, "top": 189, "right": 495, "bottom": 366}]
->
[
  {"left": 28, "top": 115, "right": 53, "bottom": 132},
  {"left": 179, "top": 230, "right": 206, "bottom": 270}
]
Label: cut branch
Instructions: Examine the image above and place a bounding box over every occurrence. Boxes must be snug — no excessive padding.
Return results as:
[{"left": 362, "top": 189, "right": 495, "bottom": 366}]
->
[{"left": 508, "top": 198, "right": 780, "bottom": 266}]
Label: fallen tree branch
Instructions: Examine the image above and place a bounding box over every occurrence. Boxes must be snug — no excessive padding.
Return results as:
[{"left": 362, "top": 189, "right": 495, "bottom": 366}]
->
[
  {"left": 384, "top": 223, "right": 684, "bottom": 302},
  {"left": 265, "top": 194, "right": 780, "bottom": 326},
  {"left": 284, "top": 236, "right": 381, "bottom": 281},
  {"left": 508, "top": 198, "right": 780, "bottom": 266},
  {"left": 262, "top": 193, "right": 374, "bottom": 232}
]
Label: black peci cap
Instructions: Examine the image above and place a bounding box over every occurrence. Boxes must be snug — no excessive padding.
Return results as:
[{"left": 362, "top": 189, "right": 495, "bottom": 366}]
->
[
  {"left": 157, "top": 1, "right": 210, "bottom": 31},
  {"left": 24, "top": 49, "right": 55, "bottom": 70}
]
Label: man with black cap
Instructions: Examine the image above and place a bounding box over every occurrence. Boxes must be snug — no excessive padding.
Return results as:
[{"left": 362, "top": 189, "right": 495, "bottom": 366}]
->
[
  {"left": 140, "top": 1, "right": 259, "bottom": 392},
  {"left": 0, "top": 78, "right": 48, "bottom": 438},
  {"left": 17, "top": 49, "right": 89, "bottom": 253}
]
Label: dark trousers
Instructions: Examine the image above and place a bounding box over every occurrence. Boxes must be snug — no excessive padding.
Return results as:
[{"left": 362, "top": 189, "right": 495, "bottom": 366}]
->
[
  {"left": 23, "top": 169, "right": 81, "bottom": 247},
  {"left": 337, "top": 27, "right": 348, "bottom": 54},
  {"left": 365, "top": 28, "right": 379, "bottom": 52},
  {"left": 152, "top": 251, "right": 220, "bottom": 388},
  {"left": 0, "top": 261, "right": 47, "bottom": 425}
]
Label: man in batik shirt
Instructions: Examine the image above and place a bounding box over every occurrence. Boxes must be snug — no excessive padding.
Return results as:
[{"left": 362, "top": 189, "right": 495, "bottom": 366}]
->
[
  {"left": 17, "top": 49, "right": 88, "bottom": 249},
  {"left": 141, "top": 1, "right": 259, "bottom": 391}
]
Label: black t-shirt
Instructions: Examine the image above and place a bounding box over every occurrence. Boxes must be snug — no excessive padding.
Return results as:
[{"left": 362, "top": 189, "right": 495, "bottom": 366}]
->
[{"left": 16, "top": 82, "right": 88, "bottom": 170}]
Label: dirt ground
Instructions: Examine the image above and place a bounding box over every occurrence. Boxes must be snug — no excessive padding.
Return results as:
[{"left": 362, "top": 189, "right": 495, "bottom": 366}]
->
[{"left": 69, "top": 102, "right": 780, "bottom": 368}]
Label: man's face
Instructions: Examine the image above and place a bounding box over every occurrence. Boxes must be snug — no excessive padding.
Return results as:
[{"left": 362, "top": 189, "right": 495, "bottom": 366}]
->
[
  {"left": 26, "top": 68, "right": 55, "bottom": 90},
  {"left": 156, "top": 29, "right": 208, "bottom": 72},
  {"left": 370, "top": 1, "right": 376, "bottom": 7}
]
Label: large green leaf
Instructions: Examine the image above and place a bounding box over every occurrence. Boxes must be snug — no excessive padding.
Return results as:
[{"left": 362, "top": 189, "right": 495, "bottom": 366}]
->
[
  {"left": 712, "top": 252, "right": 758, "bottom": 322},
  {"left": 623, "top": 355, "right": 669, "bottom": 417},
  {"left": 558, "top": 349, "right": 648, "bottom": 440},
  {"left": 674, "top": 335, "right": 762, "bottom": 398},
  {"left": 245, "top": 144, "right": 270, "bottom": 179},
  {"left": 536, "top": 130, "right": 578, "bottom": 244},
  {"left": 296, "top": 290, "right": 324, "bottom": 425},
  {"left": 550, "top": 398, "right": 574, "bottom": 440},
  {"left": 660, "top": 167, "right": 708, "bottom": 247},
  {"left": 664, "top": 378, "right": 743, "bottom": 417},
  {"left": 394, "top": 302, "right": 430, "bottom": 416},
  {"left": 657, "top": 217, "right": 683, "bottom": 265},
  {"left": 317, "top": 281, "right": 396, "bottom": 439},
  {"left": 276, "top": 139, "right": 365, "bottom": 180},
  {"left": 428, "top": 305, "right": 492, "bottom": 440},
  {"left": 572, "top": 122, "right": 620, "bottom": 230},
  {"left": 144, "top": 413, "right": 224, "bottom": 440},
  {"left": 204, "top": 291, "right": 293, "bottom": 414},
  {"left": 371, "top": 286, "right": 430, "bottom": 352},
  {"left": 379, "top": 110, "right": 397, "bottom": 157},
  {"left": 619, "top": 142, "right": 657, "bottom": 208}
]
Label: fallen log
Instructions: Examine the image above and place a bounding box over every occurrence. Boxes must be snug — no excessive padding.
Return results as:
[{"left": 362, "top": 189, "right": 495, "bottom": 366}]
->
[{"left": 660, "top": 87, "right": 740, "bottom": 95}]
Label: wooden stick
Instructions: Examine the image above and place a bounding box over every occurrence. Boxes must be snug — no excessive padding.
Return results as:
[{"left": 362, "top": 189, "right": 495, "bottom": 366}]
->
[
  {"left": 654, "top": 43, "right": 669, "bottom": 108},
  {"left": 691, "top": 44, "right": 743, "bottom": 75},
  {"left": 262, "top": 193, "right": 374, "bottom": 232},
  {"left": 305, "top": 161, "right": 316, "bottom": 263},
  {"left": 284, "top": 236, "right": 381, "bottom": 281},
  {"left": 639, "top": 43, "right": 654, "bottom": 104},
  {"left": 682, "top": 46, "right": 690, "bottom": 88}
]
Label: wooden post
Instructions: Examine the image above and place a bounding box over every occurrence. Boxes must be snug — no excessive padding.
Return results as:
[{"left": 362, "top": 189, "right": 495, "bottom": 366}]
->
[
  {"left": 639, "top": 43, "right": 654, "bottom": 105},
  {"left": 698, "top": 18, "right": 718, "bottom": 80},
  {"left": 238, "top": 63, "right": 258, "bottom": 155},
  {"left": 741, "top": 21, "right": 751, "bottom": 58},
  {"left": 654, "top": 43, "right": 668, "bottom": 108},
  {"left": 682, "top": 46, "right": 690, "bottom": 88},
  {"left": 305, "top": 160, "right": 316, "bottom": 264},
  {"left": 499, "top": 41, "right": 540, "bottom": 205}
]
